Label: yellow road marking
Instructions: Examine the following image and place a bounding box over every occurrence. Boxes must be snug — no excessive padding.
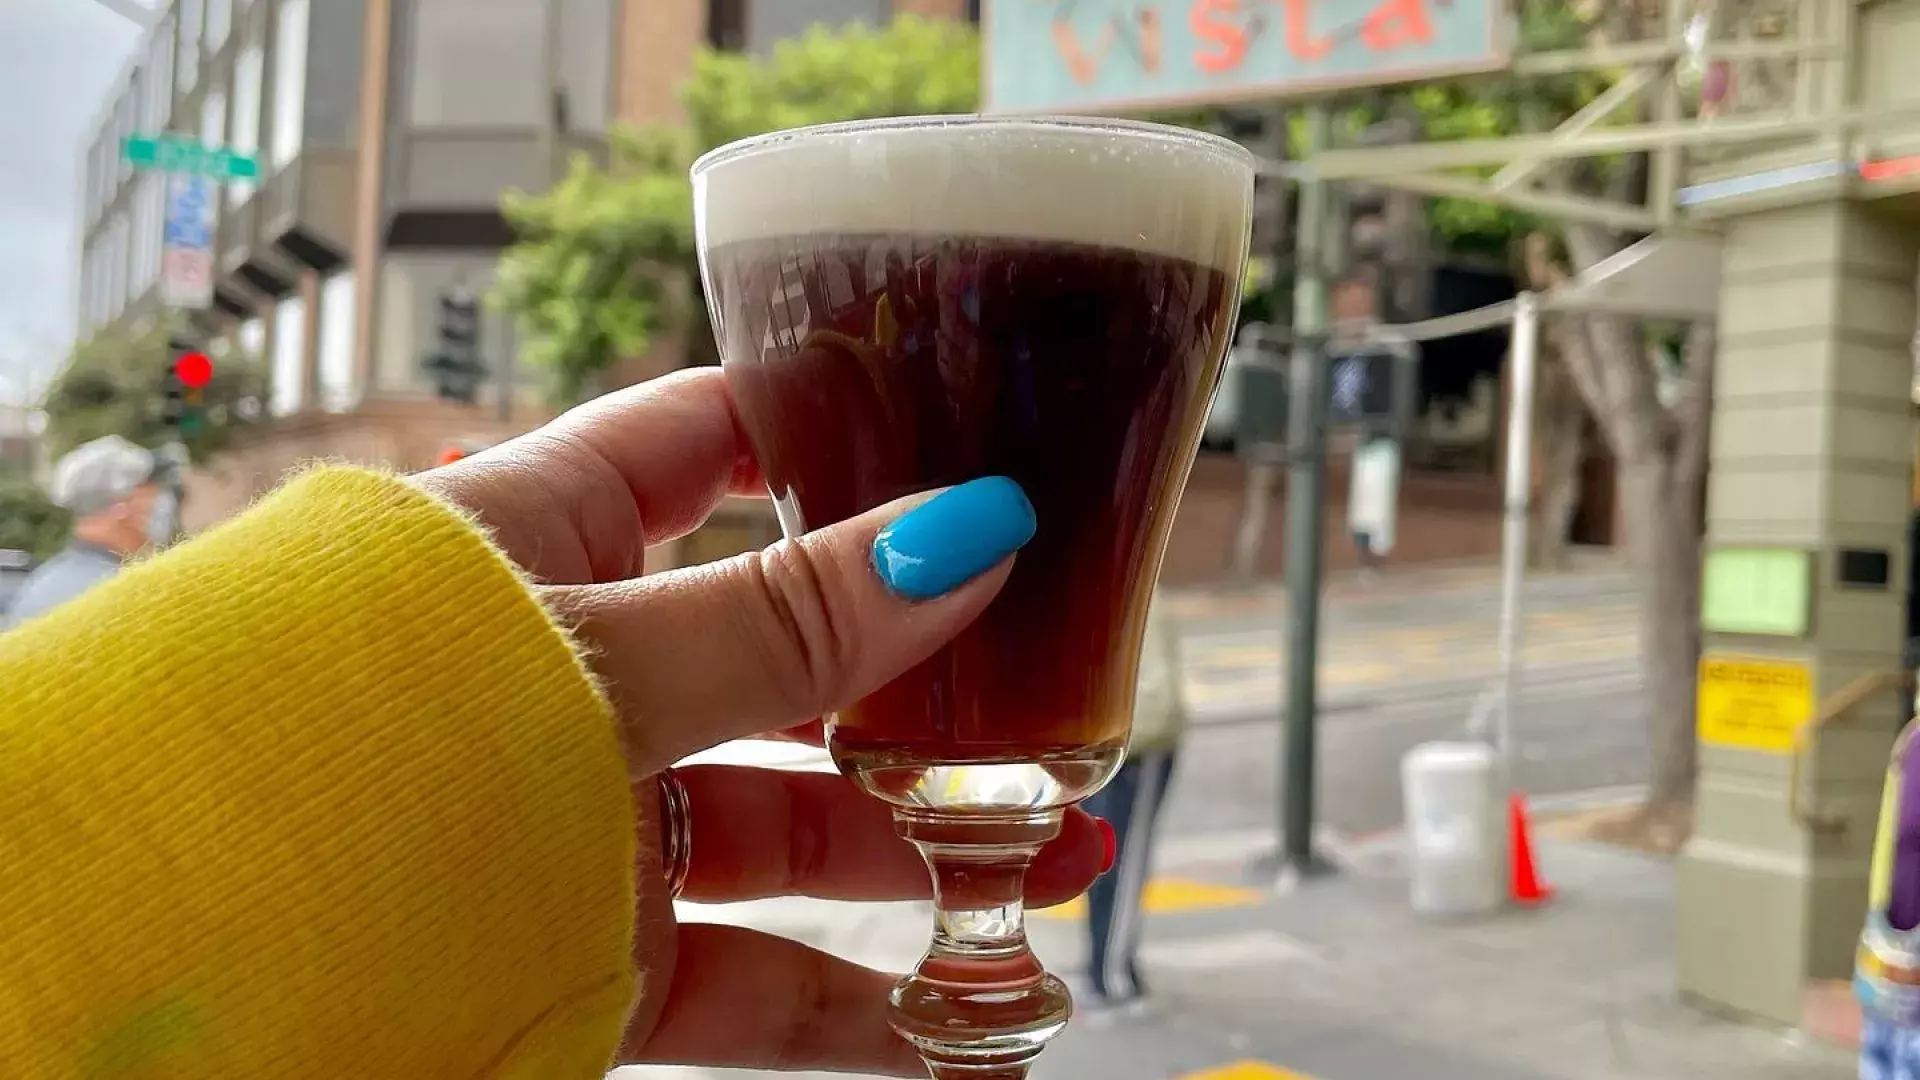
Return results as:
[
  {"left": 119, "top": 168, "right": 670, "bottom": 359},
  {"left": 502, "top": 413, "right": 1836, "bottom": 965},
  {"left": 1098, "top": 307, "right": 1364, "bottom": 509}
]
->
[
  {"left": 1035, "top": 877, "right": 1265, "bottom": 920},
  {"left": 1176, "top": 1062, "right": 1317, "bottom": 1080}
]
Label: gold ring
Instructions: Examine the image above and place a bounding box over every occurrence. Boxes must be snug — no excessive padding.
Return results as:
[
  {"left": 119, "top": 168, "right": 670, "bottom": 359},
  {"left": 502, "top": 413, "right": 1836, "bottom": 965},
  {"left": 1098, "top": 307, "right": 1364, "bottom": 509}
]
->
[{"left": 657, "top": 768, "right": 692, "bottom": 898}]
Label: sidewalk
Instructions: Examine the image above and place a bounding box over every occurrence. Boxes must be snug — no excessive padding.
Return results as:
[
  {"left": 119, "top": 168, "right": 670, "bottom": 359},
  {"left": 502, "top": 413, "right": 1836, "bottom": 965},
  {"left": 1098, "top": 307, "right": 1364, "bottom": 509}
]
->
[{"left": 617, "top": 830, "right": 1853, "bottom": 1080}]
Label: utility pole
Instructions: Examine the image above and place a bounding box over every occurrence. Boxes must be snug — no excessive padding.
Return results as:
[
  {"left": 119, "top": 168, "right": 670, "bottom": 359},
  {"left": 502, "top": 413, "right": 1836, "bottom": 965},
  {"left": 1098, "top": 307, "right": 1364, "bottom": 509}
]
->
[
  {"left": 1232, "top": 103, "right": 1294, "bottom": 581},
  {"left": 1279, "top": 103, "right": 1335, "bottom": 881}
]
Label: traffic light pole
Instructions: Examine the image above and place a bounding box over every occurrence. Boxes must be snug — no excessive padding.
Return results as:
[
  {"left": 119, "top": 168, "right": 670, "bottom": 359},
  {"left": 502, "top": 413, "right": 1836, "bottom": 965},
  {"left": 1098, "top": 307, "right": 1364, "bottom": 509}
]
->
[{"left": 1279, "top": 103, "right": 1334, "bottom": 881}]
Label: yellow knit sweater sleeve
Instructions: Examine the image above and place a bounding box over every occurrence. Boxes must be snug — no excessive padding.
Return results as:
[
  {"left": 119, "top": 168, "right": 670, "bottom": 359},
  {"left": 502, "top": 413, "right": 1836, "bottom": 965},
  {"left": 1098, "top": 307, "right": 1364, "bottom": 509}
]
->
[{"left": 0, "top": 469, "right": 636, "bottom": 1079}]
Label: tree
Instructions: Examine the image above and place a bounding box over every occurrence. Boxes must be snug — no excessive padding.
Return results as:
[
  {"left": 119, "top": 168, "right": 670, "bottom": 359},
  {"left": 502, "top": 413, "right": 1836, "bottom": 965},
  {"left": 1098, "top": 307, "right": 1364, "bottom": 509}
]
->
[
  {"left": 496, "top": 15, "right": 981, "bottom": 404},
  {"left": 1441, "top": 0, "right": 1711, "bottom": 832},
  {"left": 1398, "top": 2, "right": 1616, "bottom": 573},
  {"left": 0, "top": 477, "right": 70, "bottom": 560},
  {"left": 41, "top": 318, "right": 268, "bottom": 463}
]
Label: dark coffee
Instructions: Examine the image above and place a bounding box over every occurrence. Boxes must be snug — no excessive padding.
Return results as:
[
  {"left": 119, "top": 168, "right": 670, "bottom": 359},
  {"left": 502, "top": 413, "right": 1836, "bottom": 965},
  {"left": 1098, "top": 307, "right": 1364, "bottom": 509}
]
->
[{"left": 712, "top": 232, "right": 1235, "bottom": 797}]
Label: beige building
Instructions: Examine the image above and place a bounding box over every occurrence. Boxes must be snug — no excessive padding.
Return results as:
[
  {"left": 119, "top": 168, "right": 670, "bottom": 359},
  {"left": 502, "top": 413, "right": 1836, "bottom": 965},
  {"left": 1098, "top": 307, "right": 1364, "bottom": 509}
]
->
[
  {"left": 75, "top": 0, "right": 1521, "bottom": 579},
  {"left": 74, "top": 0, "right": 970, "bottom": 544}
]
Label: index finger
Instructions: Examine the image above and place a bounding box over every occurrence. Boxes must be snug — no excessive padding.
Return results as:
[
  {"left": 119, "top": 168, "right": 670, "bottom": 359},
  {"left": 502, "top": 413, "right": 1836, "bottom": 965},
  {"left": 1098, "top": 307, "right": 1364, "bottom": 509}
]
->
[{"left": 418, "top": 368, "right": 766, "bottom": 584}]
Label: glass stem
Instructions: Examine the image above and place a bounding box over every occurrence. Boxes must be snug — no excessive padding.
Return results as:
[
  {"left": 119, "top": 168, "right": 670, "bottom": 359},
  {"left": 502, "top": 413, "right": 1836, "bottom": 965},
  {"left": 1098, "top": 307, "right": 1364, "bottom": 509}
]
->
[{"left": 888, "top": 808, "right": 1072, "bottom": 1080}]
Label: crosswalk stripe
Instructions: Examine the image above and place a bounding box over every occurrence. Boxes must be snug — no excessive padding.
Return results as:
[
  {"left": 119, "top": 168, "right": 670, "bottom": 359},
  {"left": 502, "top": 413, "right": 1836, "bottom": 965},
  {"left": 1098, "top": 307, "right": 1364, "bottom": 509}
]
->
[
  {"left": 1175, "top": 1062, "right": 1318, "bottom": 1080},
  {"left": 1034, "top": 877, "right": 1265, "bottom": 920}
]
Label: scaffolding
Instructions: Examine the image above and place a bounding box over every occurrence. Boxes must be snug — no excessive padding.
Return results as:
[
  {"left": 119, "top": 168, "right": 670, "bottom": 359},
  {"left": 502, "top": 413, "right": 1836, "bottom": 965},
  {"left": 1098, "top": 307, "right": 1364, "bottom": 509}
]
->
[{"left": 1266, "top": 0, "right": 1912, "bottom": 230}]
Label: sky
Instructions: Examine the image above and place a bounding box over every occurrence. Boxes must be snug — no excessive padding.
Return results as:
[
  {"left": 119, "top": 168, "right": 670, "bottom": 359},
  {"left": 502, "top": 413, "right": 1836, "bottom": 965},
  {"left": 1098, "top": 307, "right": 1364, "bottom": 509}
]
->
[{"left": 0, "top": 0, "right": 155, "bottom": 405}]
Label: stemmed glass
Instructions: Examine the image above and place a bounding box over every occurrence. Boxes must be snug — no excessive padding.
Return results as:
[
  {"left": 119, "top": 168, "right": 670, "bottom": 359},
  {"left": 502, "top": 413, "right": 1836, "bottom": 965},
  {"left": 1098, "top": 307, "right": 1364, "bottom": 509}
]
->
[{"left": 693, "top": 115, "right": 1253, "bottom": 1078}]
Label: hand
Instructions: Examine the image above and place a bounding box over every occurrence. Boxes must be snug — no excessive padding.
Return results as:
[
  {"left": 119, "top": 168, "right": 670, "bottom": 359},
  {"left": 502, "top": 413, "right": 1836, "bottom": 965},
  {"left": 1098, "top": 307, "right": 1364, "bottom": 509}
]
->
[{"left": 415, "top": 369, "right": 1106, "bottom": 1076}]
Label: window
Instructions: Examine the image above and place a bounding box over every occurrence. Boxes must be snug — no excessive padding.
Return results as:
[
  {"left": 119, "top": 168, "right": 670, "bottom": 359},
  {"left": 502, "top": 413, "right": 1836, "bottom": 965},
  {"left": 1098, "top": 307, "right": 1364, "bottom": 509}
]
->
[
  {"left": 94, "top": 229, "right": 109, "bottom": 324},
  {"left": 147, "top": 176, "right": 168, "bottom": 294},
  {"left": 205, "top": 0, "right": 232, "bottom": 52},
  {"left": 708, "top": 0, "right": 747, "bottom": 50},
  {"left": 143, "top": 17, "right": 175, "bottom": 132},
  {"left": 318, "top": 272, "right": 356, "bottom": 412},
  {"left": 559, "top": 0, "right": 615, "bottom": 133},
  {"left": 107, "top": 214, "right": 129, "bottom": 319},
  {"left": 238, "top": 315, "right": 265, "bottom": 359},
  {"left": 93, "top": 134, "right": 112, "bottom": 221},
  {"left": 85, "top": 136, "right": 104, "bottom": 224},
  {"left": 742, "top": 0, "right": 884, "bottom": 53},
  {"left": 409, "top": 0, "right": 543, "bottom": 127},
  {"left": 201, "top": 84, "right": 226, "bottom": 146},
  {"left": 93, "top": 234, "right": 109, "bottom": 325},
  {"left": 270, "top": 294, "right": 306, "bottom": 415},
  {"left": 228, "top": 28, "right": 263, "bottom": 205},
  {"left": 94, "top": 241, "right": 111, "bottom": 326},
  {"left": 178, "top": 0, "right": 204, "bottom": 94},
  {"left": 115, "top": 89, "right": 136, "bottom": 183},
  {"left": 78, "top": 249, "right": 95, "bottom": 331},
  {"left": 269, "top": 0, "right": 308, "bottom": 170},
  {"left": 125, "top": 193, "right": 143, "bottom": 306},
  {"left": 130, "top": 176, "right": 162, "bottom": 302}
]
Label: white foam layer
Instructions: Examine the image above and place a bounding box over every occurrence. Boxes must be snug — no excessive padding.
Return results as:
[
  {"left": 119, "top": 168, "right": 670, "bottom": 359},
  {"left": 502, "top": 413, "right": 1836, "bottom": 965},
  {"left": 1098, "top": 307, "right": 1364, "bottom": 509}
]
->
[{"left": 695, "top": 117, "right": 1254, "bottom": 273}]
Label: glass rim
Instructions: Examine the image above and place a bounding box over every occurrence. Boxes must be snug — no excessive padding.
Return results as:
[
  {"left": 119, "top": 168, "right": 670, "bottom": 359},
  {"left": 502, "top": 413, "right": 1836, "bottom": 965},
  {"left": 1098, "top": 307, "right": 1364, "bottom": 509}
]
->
[{"left": 690, "top": 114, "right": 1255, "bottom": 180}]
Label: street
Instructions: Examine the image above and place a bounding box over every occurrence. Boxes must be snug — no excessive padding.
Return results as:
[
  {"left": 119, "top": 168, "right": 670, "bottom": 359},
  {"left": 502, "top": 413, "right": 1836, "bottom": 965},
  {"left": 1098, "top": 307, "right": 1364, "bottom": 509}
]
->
[
  {"left": 1165, "top": 558, "right": 1646, "bottom": 846},
  {"left": 610, "top": 559, "right": 1856, "bottom": 1080}
]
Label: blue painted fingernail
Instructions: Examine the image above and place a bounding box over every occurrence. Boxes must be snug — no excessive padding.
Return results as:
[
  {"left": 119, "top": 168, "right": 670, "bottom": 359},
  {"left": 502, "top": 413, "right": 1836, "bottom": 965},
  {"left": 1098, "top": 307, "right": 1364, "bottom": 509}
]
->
[{"left": 872, "top": 478, "right": 1036, "bottom": 601}]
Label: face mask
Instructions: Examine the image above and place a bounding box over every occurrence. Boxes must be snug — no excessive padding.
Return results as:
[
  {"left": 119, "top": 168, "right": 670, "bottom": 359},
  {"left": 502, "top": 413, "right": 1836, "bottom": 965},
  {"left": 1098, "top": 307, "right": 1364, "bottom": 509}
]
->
[{"left": 145, "top": 487, "right": 179, "bottom": 548}]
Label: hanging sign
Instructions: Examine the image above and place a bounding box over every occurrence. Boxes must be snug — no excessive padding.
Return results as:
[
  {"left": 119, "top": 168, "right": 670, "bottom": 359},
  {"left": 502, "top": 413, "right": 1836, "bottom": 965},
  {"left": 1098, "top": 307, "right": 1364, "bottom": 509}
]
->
[{"left": 986, "top": 0, "right": 1511, "bottom": 114}]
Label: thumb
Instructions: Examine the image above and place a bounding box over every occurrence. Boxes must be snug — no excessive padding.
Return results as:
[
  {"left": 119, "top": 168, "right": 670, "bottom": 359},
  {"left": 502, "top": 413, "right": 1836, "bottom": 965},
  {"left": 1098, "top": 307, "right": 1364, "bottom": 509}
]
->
[{"left": 542, "top": 478, "right": 1037, "bottom": 774}]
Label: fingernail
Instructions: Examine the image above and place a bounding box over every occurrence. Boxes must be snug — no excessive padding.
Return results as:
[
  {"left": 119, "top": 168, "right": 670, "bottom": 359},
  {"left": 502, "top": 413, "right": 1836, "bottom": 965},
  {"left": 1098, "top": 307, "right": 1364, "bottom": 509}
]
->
[
  {"left": 1096, "top": 817, "right": 1116, "bottom": 875},
  {"left": 872, "top": 477, "right": 1036, "bottom": 601}
]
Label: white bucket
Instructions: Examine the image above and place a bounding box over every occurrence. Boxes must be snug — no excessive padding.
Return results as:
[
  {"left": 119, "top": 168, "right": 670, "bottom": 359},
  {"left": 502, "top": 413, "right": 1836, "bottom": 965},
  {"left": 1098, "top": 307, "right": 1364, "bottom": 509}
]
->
[{"left": 1401, "top": 742, "right": 1506, "bottom": 916}]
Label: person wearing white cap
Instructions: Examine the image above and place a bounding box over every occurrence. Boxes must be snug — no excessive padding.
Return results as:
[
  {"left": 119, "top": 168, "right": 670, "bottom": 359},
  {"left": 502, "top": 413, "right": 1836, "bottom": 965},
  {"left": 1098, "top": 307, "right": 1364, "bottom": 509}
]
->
[{"left": 2, "top": 434, "right": 173, "bottom": 629}]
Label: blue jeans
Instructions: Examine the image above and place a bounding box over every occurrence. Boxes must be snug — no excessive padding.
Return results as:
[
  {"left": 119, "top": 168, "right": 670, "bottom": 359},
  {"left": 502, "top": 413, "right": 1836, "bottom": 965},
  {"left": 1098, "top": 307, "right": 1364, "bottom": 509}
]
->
[
  {"left": 1080, "top": 749, "right": 1177, "bottom": 1001},
  {"left": 1864, "top": 1015, "right": 1920, "bottom": 1080}
]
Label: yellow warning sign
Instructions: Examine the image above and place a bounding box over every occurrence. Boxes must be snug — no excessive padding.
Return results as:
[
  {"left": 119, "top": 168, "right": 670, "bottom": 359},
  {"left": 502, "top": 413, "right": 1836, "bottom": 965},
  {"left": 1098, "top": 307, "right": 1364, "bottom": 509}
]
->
[{"left": 1697, "top": 655, "right": 1814, "bottom": 754}]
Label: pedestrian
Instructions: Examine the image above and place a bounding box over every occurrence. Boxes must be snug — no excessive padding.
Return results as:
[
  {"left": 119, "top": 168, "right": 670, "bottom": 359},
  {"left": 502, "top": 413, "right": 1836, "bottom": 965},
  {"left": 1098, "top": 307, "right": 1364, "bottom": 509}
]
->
[
  {"left": 1, "top": 369, "right": 1107, "bottom": 1078},
  {"left": 3, "top": 434, "right": 175, "bottom": 630},
  {"left": 1082, "top": 588, "right": 1189, "bottom": 1009},
  {"left": 1860, "top": 716, "right": 1920, "bottom": 1079}
]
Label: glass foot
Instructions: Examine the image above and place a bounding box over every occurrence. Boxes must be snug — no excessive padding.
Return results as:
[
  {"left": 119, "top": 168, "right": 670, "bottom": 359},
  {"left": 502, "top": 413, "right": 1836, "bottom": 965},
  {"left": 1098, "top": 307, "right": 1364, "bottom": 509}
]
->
[{"left": 890, "top": 808, "right": 1073, "bottom": 1079}]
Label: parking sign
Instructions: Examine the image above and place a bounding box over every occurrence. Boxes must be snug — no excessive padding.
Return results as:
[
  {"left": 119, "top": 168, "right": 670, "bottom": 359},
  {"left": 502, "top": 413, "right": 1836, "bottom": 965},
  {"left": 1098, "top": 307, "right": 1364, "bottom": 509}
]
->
[{"left": 160, "top": 173, "right": 216, "bottom": 309}]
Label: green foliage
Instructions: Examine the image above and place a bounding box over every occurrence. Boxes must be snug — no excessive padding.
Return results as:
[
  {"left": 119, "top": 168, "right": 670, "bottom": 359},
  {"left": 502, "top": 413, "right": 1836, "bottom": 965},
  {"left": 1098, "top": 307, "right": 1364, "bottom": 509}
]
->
[
  {"left": 0, "top": 475, "right": 70, "bottom": 560},
  {"left": 497, "top": 2, "right": 1635, "bottom": 400},
  {"left": 683, "top": 16, "right": 980, "bottom": 148},
  {"left": 497, "top": 128, "right": 699, "bottom": 405},
  {"left": 497, "top": 16, "right": 980, "bottom": 404},
  {"left": 41, "top": 318, "right": 268, "bottom": 463},
  {"left": 1394, "top": 0, "right": 1626, "bottom": 258}
]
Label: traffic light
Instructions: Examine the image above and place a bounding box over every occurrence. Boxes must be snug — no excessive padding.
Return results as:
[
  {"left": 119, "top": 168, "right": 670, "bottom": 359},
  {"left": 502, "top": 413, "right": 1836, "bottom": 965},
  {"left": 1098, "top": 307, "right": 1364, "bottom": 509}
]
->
[
  {"left": 162, "top": 347, "right": 215, "bottom": 437},
  {"left": 1327, "top": 344, "right": 1420, "bottom": 437},
  {"left": 423, "top": 289, "right": 487, "bottom": 403},
  {"left": 1220, "top": 107, "right": 1290, "bottom": 259}
]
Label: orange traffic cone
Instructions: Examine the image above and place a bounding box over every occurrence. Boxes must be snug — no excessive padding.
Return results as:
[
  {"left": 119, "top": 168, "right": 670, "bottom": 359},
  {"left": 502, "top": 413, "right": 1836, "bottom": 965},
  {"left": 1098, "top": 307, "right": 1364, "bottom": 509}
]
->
[{"left": 1508, "top": 792, "right": 1555, "bottom": 907}]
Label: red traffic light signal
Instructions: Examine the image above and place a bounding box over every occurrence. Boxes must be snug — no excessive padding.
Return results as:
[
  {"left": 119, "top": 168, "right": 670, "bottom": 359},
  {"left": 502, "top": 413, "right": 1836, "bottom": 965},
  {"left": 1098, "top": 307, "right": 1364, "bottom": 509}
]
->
[{"left": 174, "top": 351, "right": 214, "bottom": 390}]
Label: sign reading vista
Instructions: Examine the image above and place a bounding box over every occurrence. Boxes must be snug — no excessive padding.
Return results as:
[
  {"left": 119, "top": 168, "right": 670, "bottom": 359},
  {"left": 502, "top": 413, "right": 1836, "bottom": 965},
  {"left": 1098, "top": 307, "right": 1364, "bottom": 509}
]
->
[{"left": 986, "top": 0, "right": 1509, "bottom": 114}]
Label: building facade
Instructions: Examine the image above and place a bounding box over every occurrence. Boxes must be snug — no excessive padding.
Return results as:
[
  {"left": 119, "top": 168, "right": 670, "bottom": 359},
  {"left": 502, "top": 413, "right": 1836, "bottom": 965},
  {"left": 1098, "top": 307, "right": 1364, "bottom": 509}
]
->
[
  {"left": 74, "top": 0, "right": 972, "bottom": 534},
  {"left": 72, "top": 0, "right": 1514, "bottom": 580}
]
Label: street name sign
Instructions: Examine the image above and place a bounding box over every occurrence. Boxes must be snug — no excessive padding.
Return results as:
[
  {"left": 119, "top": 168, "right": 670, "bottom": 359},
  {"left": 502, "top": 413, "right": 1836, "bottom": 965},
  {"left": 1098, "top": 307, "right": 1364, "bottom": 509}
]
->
[
  {"left": 1697, "top": 655, "right": 1814, "bottom": 755},
  {"left": 159, "top": 173, "right": 217, "bottom": 310},
  {"left": 124, "top": 134, "right": 260, "bottom": 181},
  {"left": 985, "top": 0, "right": 1510, "bottom": 114}
]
